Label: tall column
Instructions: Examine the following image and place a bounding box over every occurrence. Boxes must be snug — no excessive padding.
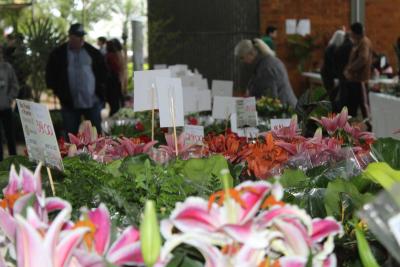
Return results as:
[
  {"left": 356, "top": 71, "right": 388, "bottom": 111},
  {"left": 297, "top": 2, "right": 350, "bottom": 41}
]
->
[{"left": 351, "top": 0, "right": 365, "bottom": 24}]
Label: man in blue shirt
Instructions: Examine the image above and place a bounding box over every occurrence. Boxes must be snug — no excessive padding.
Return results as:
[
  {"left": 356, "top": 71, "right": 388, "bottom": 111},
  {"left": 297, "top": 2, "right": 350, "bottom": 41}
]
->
[{"left": 46, "top": 23, "right": 108, "bottom": 136}]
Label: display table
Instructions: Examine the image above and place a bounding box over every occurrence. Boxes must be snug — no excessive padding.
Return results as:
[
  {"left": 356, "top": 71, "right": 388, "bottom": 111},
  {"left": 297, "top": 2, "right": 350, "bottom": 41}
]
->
[
  {"left": 302, "top": 72, "right": 397, "bottom": 88},
  {"left": 369, "top": 92, "right": 400, "bottom": 139}
]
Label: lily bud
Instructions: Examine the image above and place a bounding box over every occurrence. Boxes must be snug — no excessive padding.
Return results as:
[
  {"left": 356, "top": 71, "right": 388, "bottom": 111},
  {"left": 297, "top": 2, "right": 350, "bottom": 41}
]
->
[{"left": 140, "top": 200, "right": 161, "bottom": 267}]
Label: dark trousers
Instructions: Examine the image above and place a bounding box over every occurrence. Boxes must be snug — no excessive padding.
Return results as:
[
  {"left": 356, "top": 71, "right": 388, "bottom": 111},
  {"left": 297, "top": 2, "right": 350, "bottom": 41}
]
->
[
  {"left": 106, "top": 74, "right": 122, "bottom": 116},
  {"left": 0, "top": 108, "right": 17, "bottom": 161},
  {"left": 340, "top": 81, "right": 370, "bottom": 119},
  {"left": 61, "top": 102, "right": 102, "bottom": 138}
]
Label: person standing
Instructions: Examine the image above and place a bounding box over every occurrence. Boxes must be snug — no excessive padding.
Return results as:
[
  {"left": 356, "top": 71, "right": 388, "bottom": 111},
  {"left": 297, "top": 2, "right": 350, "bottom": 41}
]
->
[
  {"left": 105, "top": 40, "right": 123, "bottom": 116},
  {"left": 97, "top": 36, "right": 107, "bottom": 56},
  {"left": 0, "top": 46, "right": 19, "bottom": 161},
  {"left": 261, "top": 26, "right": 277, "bottom": 51},
  {"left": 46, "top": 23, "right": 108, "bottom": 136},
  {"left": 235, "top": 39, "right": 297, "bottom": 108},
  {"left": 321, "top": 30, "right": 346, "bottom": 111},
  {"left": 343, "top": 22, "right": 373, "bottom": 125}
]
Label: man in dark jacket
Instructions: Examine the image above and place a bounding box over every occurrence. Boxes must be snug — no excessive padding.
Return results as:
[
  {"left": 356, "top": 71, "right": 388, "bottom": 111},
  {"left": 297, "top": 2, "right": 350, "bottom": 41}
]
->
[
  {"left": 343, "top": 22, "right": 372, "bottom": 126},
  {"left": 46, "top": 23, "right": 107, "bottom": 136}
]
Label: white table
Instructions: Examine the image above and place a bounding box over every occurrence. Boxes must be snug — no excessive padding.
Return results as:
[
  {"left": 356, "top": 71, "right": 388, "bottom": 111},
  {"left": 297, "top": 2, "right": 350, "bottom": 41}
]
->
[
  {"left": 302, "top": 72, "right": 397, "bottom": 87},
  {"left": 369, "top": 92, "right": 400, "bottom": 139}
]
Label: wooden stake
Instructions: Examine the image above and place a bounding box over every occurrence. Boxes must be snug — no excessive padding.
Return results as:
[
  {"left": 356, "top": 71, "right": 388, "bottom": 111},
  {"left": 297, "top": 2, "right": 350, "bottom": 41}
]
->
[
  {"left": 170, "top": 96, "right": 179, "bottom": 157},
  {"left": 151, "top": 84, "right": 155, "bottom": 141},
  {"left": 46, "top": 167, "right": 56, "bottom": 196}
]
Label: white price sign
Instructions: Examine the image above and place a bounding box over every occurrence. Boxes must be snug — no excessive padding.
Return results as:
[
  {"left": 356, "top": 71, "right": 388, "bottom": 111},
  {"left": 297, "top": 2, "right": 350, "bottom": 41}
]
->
[
  {"left": 184, "top": 125, "right": 204, "bottom": 146},
  {"left": 155, "top": 77, "right": 185, "bottom": 128},
  {"left": 270, "top": 119, "right": 292, "bottom": 129},
  {"left": 236, "top": 97, "right": 257, "bottom": 128},
  {"left": 17, "top": 99, "right": 64, "bottom": 171}
]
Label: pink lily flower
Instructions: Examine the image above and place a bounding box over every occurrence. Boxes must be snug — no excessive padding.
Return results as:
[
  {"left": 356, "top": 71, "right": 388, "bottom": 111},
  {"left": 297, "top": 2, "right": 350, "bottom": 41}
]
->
[
  {"left": 0, "top": 164, "right": 69, "bottom": 243},
  {"left": 118, "top": 137, "right": 157, "bottom": 157},
  {"left": 344, "top": 123, "right": 375, "bottom": 144},
  {"left": 72, "top": 204, "right": 144, "bottom": 267},
  {"left": 14, "top": 206, "right": 88, "bottom": 267},
  {"left": 272, "top": 115, "right": 305, "bottom": 142},
  {"left": 161, "top": 181, "right": 278, "bottom": 238},
  {"left": 312, "top": 107, "right": 348, "bottom": 135},
  {"left": 68, "top": 121, "right": 98, "bottom": 147},
  {"left": 256, "top": 205, "right": 342, "bottom": 266},
  {"left": 153, "top": 133, "right": 201, "bottom": 162}
]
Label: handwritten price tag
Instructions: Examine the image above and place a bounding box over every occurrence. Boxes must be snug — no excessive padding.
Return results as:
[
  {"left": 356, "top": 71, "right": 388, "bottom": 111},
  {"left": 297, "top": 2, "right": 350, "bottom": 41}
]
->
[
  {"left": 184, "top": 125, "right": 204, "bottom": 146},
  {"left": 36, "top": 120, "right": 55, "bottom": 136},
  {"left": 236, "top": 97, "right": 257, "bottom": 128},
  {"left": 17, "top": 99, "right": 64, "bottom": 171}
]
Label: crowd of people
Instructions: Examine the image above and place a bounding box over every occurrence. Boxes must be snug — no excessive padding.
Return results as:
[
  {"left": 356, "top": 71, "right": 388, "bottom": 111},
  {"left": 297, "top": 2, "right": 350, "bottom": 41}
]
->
[
  {"left": 0, "top": 23, "right": 128, "bottom": 161},
  {"left": 235, "top": 22, "right": 392, "bottom": 132},
  {"left": 321, "top": 22, "right": 377, "bottom": 130}
]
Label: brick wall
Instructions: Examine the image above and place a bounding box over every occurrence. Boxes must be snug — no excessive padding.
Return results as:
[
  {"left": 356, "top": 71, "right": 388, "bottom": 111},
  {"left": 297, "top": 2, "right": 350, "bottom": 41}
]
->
[
  {"left": 259, "top": 0, "right": 351, "bottom": 95},
  {"left": 366, "top": 0, "right": 400, "bottom": 73}
]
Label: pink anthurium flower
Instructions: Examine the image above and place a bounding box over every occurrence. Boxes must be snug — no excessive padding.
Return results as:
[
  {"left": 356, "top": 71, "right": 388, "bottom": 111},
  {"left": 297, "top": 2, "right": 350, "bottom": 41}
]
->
[
  {"left": 15, "top": 206, "right": 88, "bottom": 267},
  {"left": 72, "top": 204, "right": 145, "bottom": 267}
]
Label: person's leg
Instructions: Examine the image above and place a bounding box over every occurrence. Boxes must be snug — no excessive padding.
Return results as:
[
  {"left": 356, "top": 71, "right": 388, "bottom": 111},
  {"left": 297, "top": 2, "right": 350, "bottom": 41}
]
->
[
  {"left": 107, "top": 76, "right": 121, "bottom": 116},
  {"left": 82, "top": 102, "right": 102, "bottom": 134},
  {"left": 2, "top": 108, "right": 16, "bottom": 156},
  {"left": 360, "top": 82, "right": 371, "bottom": 119},
  {"left": 346, "top": 81, "right": 361, "bottom": 117},
  {"left": 61, "top": 107, "right": 81, "bottom": 137},
  {"left": 338, "top": 80, "right": 349, "bottom": 113}
]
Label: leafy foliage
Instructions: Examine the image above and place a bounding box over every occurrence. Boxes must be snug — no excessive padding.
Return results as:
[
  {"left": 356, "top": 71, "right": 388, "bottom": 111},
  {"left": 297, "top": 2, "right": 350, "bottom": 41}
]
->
[
  {"left": 18, "top": 18, "right": 65, "bottom": 102},
  {"left": 0, "top": 154, "right": 231, "bottom": 226},
  {"left": 371, "top": 138, "right": 400, "bottom": 169}
]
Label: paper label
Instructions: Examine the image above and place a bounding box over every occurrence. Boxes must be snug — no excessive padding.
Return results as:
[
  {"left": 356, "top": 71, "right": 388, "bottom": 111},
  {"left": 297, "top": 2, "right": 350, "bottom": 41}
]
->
[
  {"left": 184, "top": 125, "right": 204, "bottom": 145},
  {"left": 197, "top": 90, "right": 212, "bottom": 111},
  {"left": 270, "top": 119, "right": 292, "bottom": 129},
  {"left": 236, "top": 97, "right": 257, "bottom": 128},
  {"left": 212, "top": 96, "right": 238, "bottom": 120},
  {"left": 133, "top": 69, "right": 171, "bottom": 111},
  {"left": 211, "top": 80, "right": 233, "bottom": 97},
  {"left": 156, "top": 77, "right": 185, "bottom": 128},
  {"left": 17, "top": 99, "right": 64, "bottom": 171}
]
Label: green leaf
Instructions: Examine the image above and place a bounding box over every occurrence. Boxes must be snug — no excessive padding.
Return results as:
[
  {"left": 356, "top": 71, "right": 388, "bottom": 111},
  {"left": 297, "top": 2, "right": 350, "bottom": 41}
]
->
[
  {"left": 355, "top": 226, "right": 380, "bottom": 267},
  {"left": 371, "top": 138, "right": 400, "bottom": 169},
  {"left": 182, "top": 155, "right": 231, "bottom": 186},
  {"left": 280, "top": 169, "right": 309, "bottom": 188},
  {"left": 284, "top": 188, "right": 327, "bottom": 218},
  {"left": 119, "top": 154, "right": 151, "bottom": 178},
  {"left": 324, "top": 179, "right": 373, "bottom": 218},
  {"left": 105, "top": 159, "right": 123, "bottom": 177}
]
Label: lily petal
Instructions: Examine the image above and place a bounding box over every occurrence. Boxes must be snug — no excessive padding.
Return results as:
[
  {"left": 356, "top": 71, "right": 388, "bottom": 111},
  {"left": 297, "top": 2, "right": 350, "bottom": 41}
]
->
[
  {"left": 0, "top": 208, "right": 16, "bottom": 242},
  {"left": 45, "top": 197, "right": 72, "bottom": 213},
  {"left": 56, "top": 228, "right": 88, "bottom": 267},
  {"left": 107, "top": 226, "right": 143, "bottom": 265},
  {"left": 311, "top": 218, "right": 342, "bottom": 243},
  {"left": 3, "top": 164, "right": 20, "bottom": 195},
  {"left": 88, "top": 203, "right": 111, "bottom": 256}
]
